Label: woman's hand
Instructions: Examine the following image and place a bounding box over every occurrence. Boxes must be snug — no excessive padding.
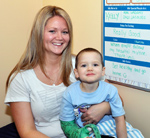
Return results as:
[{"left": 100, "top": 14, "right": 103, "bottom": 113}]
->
[{"left": 80, "top": 102, "right": 111, "bottom": 126}]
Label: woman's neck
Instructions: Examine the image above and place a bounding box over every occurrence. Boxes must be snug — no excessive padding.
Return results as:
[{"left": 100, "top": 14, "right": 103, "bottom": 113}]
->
[
  {"left": 44, "top": 54, "right": 61, "bottom": 78},
  {"left": 44, "top": 53, "right": 62, "bottom": 68},
  {"left": 33, "top": 53, "right": 62, "bottom": 86}
]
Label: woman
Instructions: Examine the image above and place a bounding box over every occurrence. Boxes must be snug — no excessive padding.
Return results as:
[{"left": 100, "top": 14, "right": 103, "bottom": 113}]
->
[{"left": 2, "top": 6, "right": 111, "bottom": 138}]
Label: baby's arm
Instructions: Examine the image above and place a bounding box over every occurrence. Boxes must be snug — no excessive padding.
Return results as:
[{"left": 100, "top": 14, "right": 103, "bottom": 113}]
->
[
  {"left": 60, "top": 120, "right": 93, "bottom": 138},
  {"left": 115, "top": 116, "right": 127, "bottom": 138}
]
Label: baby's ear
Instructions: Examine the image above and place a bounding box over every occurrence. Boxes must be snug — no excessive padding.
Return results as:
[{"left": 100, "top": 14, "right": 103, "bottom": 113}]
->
[
  {"left": 102, "top": 67, "right": 106, "bottom": 76},
  {"left": 74, "top": 69, "right": 79, "bottom": 79}
]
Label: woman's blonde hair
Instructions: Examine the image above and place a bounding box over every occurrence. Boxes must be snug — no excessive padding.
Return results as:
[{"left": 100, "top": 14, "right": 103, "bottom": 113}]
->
[{"left": 6, "top": 5, "right": 73, "bottom": 90}]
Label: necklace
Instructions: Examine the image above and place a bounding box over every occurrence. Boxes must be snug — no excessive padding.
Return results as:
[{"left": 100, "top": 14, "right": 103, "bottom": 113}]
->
[
  {"left": 50, "top": 74, "right": 59, "bottom": 86},
  {"left": 45, "top": 68, "right": 60, "bottom": 86}
]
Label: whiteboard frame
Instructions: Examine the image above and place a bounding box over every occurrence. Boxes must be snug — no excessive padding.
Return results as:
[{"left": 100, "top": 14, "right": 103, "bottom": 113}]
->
[{"left": 102, "top": 0, "right": 150, "bottom": 92}]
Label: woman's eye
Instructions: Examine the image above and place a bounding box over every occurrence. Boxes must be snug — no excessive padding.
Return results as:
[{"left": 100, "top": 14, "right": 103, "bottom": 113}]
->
[
  {"left": 81, "top": 64, "right": 86, "bottom": 67},
  {"left": 49, "top": 30, "right": 55, "bottom": 33},
  {"left": 62, "top": 31, "right": 69, "bottom": 34}
]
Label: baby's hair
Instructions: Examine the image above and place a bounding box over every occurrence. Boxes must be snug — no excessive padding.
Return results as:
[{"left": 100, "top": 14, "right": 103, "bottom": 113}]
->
[{"left": 75, "top": 47, "right": 104, "bottom": 68}]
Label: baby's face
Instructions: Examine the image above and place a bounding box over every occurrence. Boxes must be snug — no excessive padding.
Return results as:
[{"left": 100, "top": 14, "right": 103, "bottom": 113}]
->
[{"left": 74, "top": 52, "right": 105, "bottom": 84}]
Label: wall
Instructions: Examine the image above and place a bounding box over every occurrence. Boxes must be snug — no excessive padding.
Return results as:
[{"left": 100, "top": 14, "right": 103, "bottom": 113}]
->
[
  {"left": 1, "top": 0, "right": 150, "bottom": 137},
  {"left": 0, "top": 0, "right": 42, "bottom": 127}
]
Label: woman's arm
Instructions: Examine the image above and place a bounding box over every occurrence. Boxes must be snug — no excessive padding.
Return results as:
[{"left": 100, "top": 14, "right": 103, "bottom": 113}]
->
[
  {"left": 80, "top": 102, "right": 111, "bottom": 126},
  {"left": 10, "top": 102, "right": 49, "bottom": 138}
]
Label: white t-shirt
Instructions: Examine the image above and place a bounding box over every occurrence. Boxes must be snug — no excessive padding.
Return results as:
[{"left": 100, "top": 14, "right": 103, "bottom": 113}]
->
[{"left": 4, "top": 57, "right": 76, "bottom": 138}]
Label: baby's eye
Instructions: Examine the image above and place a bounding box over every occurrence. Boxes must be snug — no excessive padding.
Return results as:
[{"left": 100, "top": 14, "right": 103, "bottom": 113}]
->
[
  {"left": 93, "top": 64, "right": 99, "bottom": 67},
  {"left": 81, "top": 64, "right": 87, "bottom": 67}
]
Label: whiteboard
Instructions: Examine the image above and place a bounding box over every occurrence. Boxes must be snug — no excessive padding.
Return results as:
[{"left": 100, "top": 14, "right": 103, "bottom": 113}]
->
[{"left": 103, "top": 0, "right": 150, "bottom": 91}]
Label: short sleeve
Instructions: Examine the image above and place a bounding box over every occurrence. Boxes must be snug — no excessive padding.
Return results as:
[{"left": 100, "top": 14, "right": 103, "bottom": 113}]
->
[
  {"left": 108, "top": 87, "right": 125, "bottom": 117},
  {"left": 4, "top": 73, "right": 30, "bottom": 105}
]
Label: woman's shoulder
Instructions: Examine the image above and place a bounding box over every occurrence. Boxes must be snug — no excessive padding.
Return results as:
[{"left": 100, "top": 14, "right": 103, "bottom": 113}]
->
[
  {"left": 71, "top": 54, "right": 76, "bottom": 68},
  {"left": 10, "top": 69, "right": 35, "bottom": 85},
  {"left": 16, "top": 69, "right": 34, "bottom": 78},
  {"left": 71, "top": 54, "right": 76, "bottom": 59},
  {"left": 69, "top": 55, "right": 77, "bottom": 83}
]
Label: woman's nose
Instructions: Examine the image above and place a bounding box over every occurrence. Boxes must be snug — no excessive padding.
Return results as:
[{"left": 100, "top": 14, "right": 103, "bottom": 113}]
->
[{"left": 56, "top": 32, "right": 63, "bottom": 40}]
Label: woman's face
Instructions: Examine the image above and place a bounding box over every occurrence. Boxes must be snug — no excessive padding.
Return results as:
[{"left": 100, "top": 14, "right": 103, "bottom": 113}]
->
[{"left": 43, "top": 16, "right": 70, "bottom": 55}]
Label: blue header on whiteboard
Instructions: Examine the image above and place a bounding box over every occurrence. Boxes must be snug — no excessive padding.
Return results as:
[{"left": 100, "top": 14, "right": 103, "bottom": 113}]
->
[
  {"left": 104, "top": 23, "right": 150, "bottom": 30},
  {"left": 104, "top": 37, "right": 150, "bottom": 46},
  {"left": 104, "top": 6, "right": 150, "bottom": 11},
  {"left": 105, "top": 56, "right": 150, "bottom": 67}
]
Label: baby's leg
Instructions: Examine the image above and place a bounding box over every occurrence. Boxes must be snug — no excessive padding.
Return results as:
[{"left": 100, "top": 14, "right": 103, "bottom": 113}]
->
[{"left": 126, "top": 122, "right": 144, "bottom": 138}]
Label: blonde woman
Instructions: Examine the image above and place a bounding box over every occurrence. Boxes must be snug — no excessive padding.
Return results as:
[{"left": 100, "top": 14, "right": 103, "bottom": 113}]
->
[{"left": 1, "top": 6, "right": 111, "bottom": 138}]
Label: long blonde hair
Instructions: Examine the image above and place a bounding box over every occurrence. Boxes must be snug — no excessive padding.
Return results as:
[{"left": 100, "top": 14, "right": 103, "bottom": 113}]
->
[{"left": 6, "top": 6, "right": 73, "bottom": 90}]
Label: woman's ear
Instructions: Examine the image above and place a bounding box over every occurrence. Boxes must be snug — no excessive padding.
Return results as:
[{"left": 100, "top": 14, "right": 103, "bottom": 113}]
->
[
  {"left": 74, "top": 68, "right": 79, "bottom": 79},
  {"left": 102, "top": 67, "right": 106, "bottom": 76}
]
